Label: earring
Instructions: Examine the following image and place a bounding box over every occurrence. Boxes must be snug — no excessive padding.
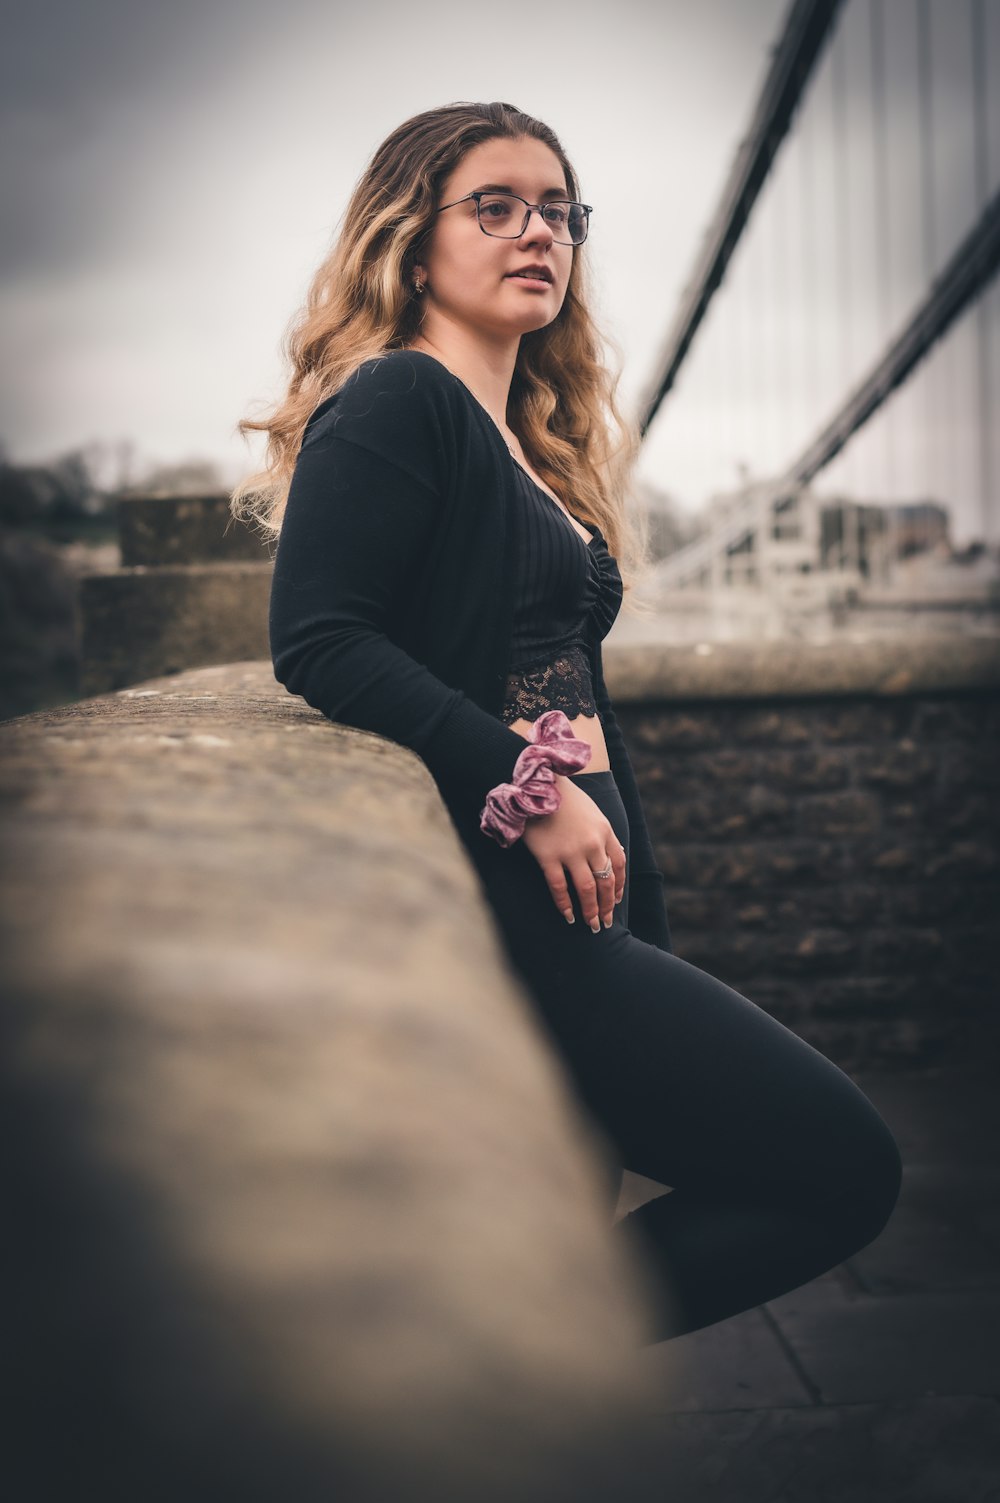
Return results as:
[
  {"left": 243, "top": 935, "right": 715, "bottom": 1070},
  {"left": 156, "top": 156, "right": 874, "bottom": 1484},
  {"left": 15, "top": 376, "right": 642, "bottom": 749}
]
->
[{"left": 413, "top": 278, "right": 425, "bottom": 295}]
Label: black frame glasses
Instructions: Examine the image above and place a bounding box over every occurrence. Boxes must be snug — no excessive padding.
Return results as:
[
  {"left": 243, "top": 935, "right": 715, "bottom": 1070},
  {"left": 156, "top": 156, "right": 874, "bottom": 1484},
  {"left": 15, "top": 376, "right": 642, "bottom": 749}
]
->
[{"left": 436, "top": 191, "right": 592, "bottom": 246}]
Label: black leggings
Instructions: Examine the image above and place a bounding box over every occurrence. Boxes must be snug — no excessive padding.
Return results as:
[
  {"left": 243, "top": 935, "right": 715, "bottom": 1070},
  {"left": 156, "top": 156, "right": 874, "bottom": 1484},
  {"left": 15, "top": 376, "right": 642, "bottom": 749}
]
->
[{"left": 452, "top": 769, "right": 903, "bottom": 1346}]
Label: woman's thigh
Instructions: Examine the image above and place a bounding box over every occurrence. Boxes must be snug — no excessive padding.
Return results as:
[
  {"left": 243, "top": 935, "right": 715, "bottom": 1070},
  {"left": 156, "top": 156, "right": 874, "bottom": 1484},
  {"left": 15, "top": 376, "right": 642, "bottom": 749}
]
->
[{"left": 457, "top": 770, "right": 901, "bottom": 1208}]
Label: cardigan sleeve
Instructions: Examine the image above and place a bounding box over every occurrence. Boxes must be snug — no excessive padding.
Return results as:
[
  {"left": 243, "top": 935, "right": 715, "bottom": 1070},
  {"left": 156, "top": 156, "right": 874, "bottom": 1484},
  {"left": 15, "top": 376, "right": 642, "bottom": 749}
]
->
[
  {"left": 269, "top": 425, "right": 530, "bottom": 807},
  {"left": 592, "top": 642, "right": 674, "bottom": 955}
]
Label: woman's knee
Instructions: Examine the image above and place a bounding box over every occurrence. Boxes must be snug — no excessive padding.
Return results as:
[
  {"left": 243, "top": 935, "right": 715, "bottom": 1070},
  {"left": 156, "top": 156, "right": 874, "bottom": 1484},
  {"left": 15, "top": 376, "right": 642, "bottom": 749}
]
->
[
  {"left": 857, "top": 1107, "right": 903, "bottom": 1240},
  {"left": 817, "top": 1090, "right": 903, "bottom": 1254}
]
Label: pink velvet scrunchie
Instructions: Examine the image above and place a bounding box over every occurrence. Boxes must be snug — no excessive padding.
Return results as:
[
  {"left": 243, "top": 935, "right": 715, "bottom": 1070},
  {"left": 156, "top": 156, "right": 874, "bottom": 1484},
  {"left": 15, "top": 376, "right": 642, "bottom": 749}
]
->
[{"left": 479, "top": 709, "right": 593, "bottom": 848}]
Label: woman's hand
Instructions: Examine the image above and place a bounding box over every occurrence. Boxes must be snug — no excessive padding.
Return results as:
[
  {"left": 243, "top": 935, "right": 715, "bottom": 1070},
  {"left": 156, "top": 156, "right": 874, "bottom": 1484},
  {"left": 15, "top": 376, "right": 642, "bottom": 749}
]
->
[{"left": 521, "top": 776, "right": 627, "bottom": 932}]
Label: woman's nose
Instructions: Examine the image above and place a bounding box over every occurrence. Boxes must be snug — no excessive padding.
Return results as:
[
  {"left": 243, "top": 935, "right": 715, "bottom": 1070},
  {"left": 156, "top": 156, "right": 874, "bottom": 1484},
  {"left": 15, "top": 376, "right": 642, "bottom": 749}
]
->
[{"left": 520, "top": 207, "right": 556, "bottom": 246}]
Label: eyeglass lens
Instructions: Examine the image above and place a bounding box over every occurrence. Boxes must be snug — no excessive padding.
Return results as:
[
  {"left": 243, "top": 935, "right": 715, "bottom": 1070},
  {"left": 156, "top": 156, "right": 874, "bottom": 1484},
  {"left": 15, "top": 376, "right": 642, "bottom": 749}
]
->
[{"left": 477, "top": 194, "right": 588, "bottom": 245}]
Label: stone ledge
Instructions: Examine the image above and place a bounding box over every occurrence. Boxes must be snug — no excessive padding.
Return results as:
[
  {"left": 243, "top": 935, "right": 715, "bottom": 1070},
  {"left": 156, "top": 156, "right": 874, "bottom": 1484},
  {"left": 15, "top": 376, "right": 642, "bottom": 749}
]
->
[
  {"left": 79, "top": 566, "right": 272, "bottom": 694},
  {"left": 0, "top": 660, "right": 664, "bottom": 1502},
  {"left": 602, "top": 633, "right": 1000, "bottom": 701},
  {"left": 117, "top": 493, "right": 272, "bottom": 566}
]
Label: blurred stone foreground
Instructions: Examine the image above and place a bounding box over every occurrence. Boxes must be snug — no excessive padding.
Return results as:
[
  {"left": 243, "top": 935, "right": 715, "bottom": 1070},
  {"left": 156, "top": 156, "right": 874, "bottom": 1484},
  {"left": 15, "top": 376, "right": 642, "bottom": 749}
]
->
[{"left": 0, "top": 661, "right": 670, "bottom": 1503}]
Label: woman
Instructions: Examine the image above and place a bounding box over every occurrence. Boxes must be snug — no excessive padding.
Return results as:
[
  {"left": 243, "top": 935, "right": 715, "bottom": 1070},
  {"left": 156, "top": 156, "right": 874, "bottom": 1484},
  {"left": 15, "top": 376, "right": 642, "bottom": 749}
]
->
[{"left": 233, "top": 101, "right": 902, "bottom": 1344}]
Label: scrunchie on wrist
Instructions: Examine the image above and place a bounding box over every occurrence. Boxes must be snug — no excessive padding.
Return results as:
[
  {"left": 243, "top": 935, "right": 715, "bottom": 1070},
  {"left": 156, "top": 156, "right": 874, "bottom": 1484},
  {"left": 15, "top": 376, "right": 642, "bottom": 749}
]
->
[{"left": 479, "top": 709, "right": 592, "bottom": 848}]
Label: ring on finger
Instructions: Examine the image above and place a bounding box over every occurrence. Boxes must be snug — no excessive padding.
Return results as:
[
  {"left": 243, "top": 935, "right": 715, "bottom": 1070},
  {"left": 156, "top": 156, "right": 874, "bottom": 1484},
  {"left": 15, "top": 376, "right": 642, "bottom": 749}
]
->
[{"left": 591, "top": 861, "right": 614, "bottom": 880}]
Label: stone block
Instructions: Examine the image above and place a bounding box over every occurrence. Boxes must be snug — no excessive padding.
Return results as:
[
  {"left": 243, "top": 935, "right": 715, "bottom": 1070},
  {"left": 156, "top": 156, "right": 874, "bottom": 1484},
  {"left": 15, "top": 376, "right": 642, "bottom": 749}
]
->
[
  {"left": 854, "top": 742, "right": 939, "bottom": 788},
  {"left": 773, "top": 884, "right": 886, "bottom": 928},
  {"left": 767, "top": 746, "right": 853, "bottom": 790},
  {"left": 937, "top": 923, "right": 997, "bottom": 970},
  {"left": 923, "top": 841, "right": 1000, "bottom": 879},
  {"left": 754, "top": 840, "right": 852, "bottom": 886},
  {"left": 742, "top": 782, "right": 797, "bottom": 831},
  {"left": 672, "top": 931, "right": 766, "bottom": 980},
  {"left": 655, "top": 842, "right": 731, "bottom": 888},
  {"left": 660, "top": 888, "right": 720, "bottom": 929},
  {"left": 797, "top": 790, "right": 881, "bottom": 838},
  {"left": 657, "top": 786, "right": 794, "bottom": 840},
  {"left": 80, "top": 563, "right": 273, "bottom": 694},
  {"left": 920, "top": 792, "right": 998, "bottom": 838},
  {"left": 655, "top": 794, "right": 720, "bottom": 841},
  {"left": 814, "top": 702, "right": 900, "bottom": 742},
  {"left": 660, "top": 839, "right": 855, "bottom": 891},
  {"left": 695, "top": 748, "right": 760, "bottom": 783},
  {"left": 870, "top": 843, "right": 920, "bottom": 872},
  {"left": 657, "top": 843, "right": 754, "bottom": 888},
  {"left": 881, "top": 883, "right": 972, "bottom": 924},
  {"left": 732, "top": 707, "right": 815, "bottom": 744},
  {"left": 863, "top": 928, "right": 945, "bottom": 972},
  {"left": 806, "top": 974, "right": 927, "bottom": 1016},
  {"left": 119, "top": 493, "right": 272, "bottom": 566},
  {"left": 910, "top": 698, "right": 988, "bottom": 741},
  {"left": 938, "top": 743, "right": 1000, "bottom": 790},
  {"left": 735, "top": 899, "right": 772, "bottom": 927},
  {"left": 883, "top": 797, "right": 920, "bottom": 825},
  {"left": 769, "top": 928, "right": 859, "bottom": 975},
  {"left": 628, "top": 709, "right": 724, "bottom": 748}
]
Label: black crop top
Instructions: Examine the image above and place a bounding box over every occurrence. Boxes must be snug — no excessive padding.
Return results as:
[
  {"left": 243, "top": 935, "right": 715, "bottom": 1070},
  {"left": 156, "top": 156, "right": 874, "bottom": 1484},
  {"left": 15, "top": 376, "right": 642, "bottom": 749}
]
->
[{"left": 500, "top": 462, "right": 624, "bottom": 726}]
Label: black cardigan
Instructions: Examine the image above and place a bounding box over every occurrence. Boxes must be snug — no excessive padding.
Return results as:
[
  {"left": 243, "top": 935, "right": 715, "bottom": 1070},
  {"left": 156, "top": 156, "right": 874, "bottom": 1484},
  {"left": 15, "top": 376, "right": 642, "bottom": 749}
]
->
[{"left": 269, "top": 349, "right": 673, "bottom": 953}]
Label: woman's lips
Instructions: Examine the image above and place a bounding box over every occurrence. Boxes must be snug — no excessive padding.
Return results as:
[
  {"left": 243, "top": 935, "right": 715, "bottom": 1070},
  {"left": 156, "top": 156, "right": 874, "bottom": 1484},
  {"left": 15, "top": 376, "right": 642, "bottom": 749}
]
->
[{"left": 505, "top": 274, "right": 552, "bottom": 290}]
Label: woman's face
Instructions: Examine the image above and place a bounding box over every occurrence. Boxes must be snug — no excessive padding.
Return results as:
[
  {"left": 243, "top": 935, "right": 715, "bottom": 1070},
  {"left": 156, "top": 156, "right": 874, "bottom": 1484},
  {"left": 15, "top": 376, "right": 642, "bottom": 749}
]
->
[{"left": 414, "top": 135, "right": 576, "bottom": 344}]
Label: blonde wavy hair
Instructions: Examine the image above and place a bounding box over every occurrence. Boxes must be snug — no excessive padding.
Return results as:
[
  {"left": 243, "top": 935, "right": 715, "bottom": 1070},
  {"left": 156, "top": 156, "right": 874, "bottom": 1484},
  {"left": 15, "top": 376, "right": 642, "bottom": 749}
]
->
[{"left": 230, "top": 100, "right": 654, "bottom": 611}]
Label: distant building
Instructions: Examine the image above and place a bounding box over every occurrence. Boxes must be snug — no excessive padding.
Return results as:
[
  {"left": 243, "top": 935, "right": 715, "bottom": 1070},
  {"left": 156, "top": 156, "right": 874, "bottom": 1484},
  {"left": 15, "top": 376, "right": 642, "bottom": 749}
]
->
[{"left": 645, "top": 481, "right": 980, "bottom": 610}]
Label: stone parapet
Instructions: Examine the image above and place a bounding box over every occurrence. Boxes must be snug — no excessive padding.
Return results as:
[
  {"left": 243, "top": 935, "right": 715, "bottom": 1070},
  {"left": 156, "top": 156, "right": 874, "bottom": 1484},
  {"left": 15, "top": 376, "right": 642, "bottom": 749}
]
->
[
  {"left": 1, "top": 661, "right": 665, "bottom": 1502},
  {"left": 603, "top": 633, "right": 1000, "bottom": 701},
  {"left": 601, "top": 635, "right": 1000, "bottom": 1070},
  {"left": 78, "top": 492, "right": 275, "bottom": 698},
  {"left": 80, "top": 561, "right": 272, "bottom": 695},
  {"left": 118, "top": 493, "right": 271, "bottom": 566}
]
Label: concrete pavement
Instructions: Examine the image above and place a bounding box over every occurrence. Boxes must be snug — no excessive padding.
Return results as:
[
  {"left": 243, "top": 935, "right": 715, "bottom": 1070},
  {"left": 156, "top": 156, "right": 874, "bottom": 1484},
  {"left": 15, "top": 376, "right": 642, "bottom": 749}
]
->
[{"left": 622, "top": 1065, "right": 1000, "bottom": 1500}]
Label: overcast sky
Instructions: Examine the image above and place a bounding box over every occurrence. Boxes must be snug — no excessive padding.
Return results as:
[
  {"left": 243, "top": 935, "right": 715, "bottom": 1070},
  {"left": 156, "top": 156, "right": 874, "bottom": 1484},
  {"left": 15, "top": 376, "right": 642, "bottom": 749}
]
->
[{"left": 2, "top": 0, "right": 997, "bottom": 540}]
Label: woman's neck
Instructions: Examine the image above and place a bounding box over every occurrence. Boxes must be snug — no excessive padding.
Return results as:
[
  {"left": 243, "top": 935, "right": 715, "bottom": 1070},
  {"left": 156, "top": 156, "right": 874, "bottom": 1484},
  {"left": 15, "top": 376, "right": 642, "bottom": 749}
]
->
[{"left": 407, "top": 330, "right": 518, "bottom": 438}]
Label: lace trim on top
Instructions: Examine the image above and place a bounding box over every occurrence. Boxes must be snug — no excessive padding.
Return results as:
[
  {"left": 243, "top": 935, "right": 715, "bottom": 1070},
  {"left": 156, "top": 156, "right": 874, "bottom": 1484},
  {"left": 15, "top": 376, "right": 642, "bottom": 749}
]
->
[{"left": 500, "top": 644, "right": 597, "bottom": 726}]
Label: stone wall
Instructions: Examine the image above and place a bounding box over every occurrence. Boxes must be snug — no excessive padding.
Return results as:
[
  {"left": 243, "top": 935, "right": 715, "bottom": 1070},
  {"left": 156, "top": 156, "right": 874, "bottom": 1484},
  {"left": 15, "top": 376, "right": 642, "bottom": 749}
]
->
[
  {"left": 603, "top": 636, "right": 1000, "bottom": 1072},
  {"left": 0, "top": 662, "right": 668, "bottom": 1503},
  {"left": 80, "top": 494, "right": 271, "bottom": 694}
]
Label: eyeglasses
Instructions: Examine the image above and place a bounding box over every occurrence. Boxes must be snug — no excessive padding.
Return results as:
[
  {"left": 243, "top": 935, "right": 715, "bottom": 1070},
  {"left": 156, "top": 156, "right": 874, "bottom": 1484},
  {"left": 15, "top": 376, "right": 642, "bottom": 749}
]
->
[{"left": 436, "top": 191, "right": 592, "bottom": 246}]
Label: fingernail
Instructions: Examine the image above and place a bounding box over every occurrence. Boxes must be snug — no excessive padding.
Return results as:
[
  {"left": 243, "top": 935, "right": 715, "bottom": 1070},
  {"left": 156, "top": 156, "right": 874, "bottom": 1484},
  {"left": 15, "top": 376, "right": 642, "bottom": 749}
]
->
[
  {"left": 603, "top": 916, "right": 612, "bottom": 928},
  {"left": 590, "top": 919, "right": 600, "bottom": 934},
  {"left": 564, "top": 911, "right": 575, "bottom": 924}
]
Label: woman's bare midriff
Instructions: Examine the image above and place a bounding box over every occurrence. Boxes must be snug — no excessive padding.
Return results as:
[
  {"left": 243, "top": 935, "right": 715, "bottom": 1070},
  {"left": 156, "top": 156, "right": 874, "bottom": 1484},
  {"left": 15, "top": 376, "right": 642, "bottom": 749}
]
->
[{"left": 507, "top": 711, "right": 611, "bottom": 773}]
